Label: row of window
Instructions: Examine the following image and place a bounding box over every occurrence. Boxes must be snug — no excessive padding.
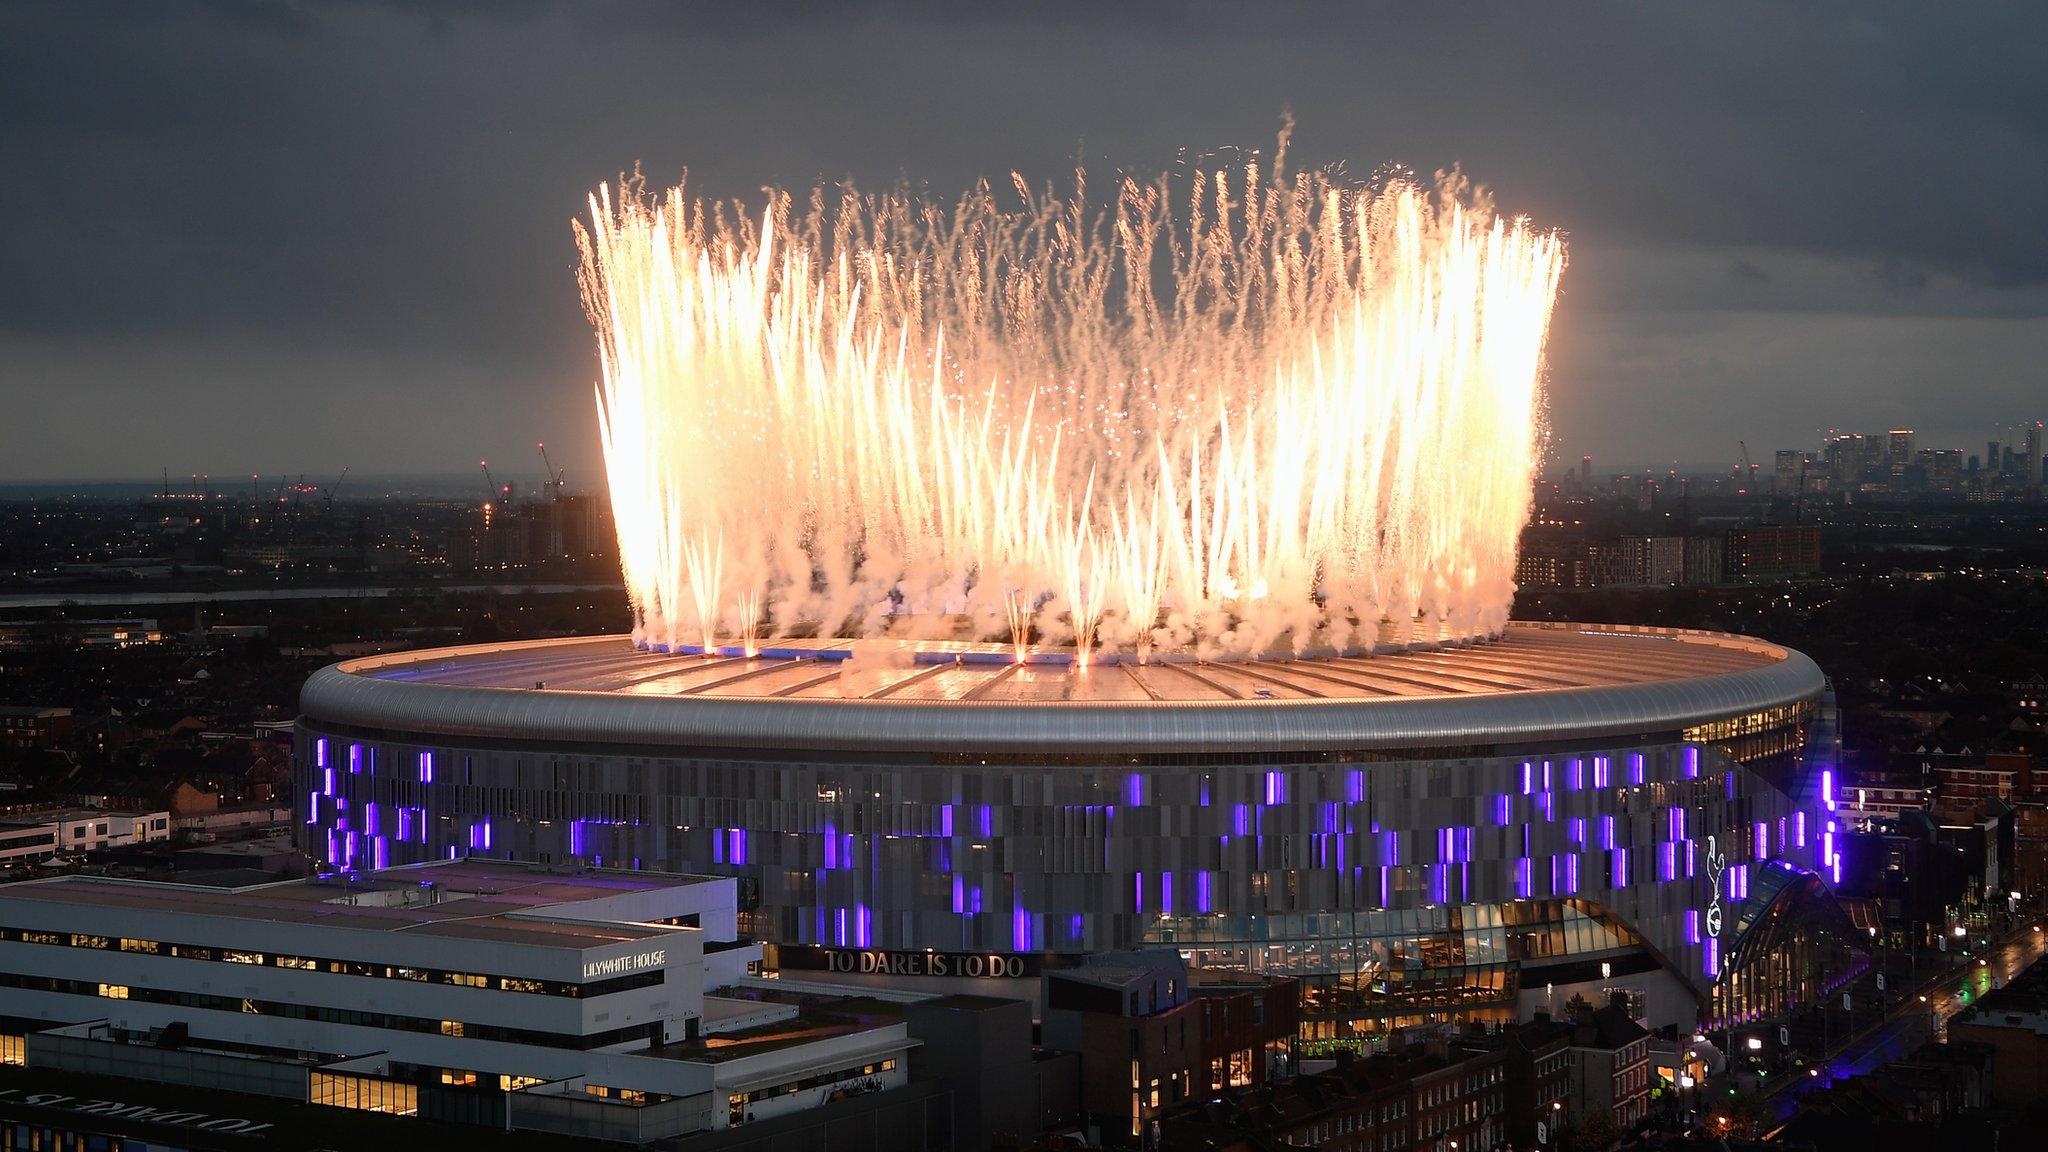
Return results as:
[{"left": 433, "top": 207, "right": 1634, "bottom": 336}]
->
[
  {"left": 0, "top": 926, "right": 663, "bottom": 999},
  {"left": 726, "top": 1058, "right": 897, "bottom": 1124},
  {"left": 0, "top": 969, "right": 666, "bottom": 1051}
]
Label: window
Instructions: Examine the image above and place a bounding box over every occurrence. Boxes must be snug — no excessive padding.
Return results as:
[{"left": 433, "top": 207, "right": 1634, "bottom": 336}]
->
[
  {"left": 98, "top": 984, "right": 128, "bottom": 999},
  {"left": 119, "top": 938, "right": 159, "bottom": 954},
  {"left": 222, "top": 950, "right": 264, "bottom": 965},
  {"left": 440, "top": 1020, "right": 465, "bottom": 1037}
]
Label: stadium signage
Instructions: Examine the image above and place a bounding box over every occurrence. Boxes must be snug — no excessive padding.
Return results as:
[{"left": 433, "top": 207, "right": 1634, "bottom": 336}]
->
[
  {"left": 583, "top": 948, "right": 666, "bottom": 978},
  {"left": 811, "top": 948, "right": 1032, "bottom": 978},
  {"left": 1703, "top": 835, "right": 1727, "bottom": 939}
]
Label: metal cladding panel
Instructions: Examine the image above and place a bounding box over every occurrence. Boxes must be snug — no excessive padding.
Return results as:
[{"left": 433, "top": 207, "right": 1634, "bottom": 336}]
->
[{"left": 298, "top": 639, "right": 1825, "bottom": 754}]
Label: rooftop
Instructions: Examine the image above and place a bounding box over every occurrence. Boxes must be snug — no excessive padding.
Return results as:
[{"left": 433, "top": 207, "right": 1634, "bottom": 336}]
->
[
  {"left": 299, "top": 623, "right": 1825, "bottom": 754},
  {"left": 0, "top": 859, "right": 718, "bottom": 951}
]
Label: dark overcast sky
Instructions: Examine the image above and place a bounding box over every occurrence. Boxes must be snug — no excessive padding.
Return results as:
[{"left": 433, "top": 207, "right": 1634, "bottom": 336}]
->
[{"left": 4, "top": 1, "right": 2044, "bottom": 484}]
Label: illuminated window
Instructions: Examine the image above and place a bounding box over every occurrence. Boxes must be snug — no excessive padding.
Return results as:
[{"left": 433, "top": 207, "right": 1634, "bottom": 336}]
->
[
  {"left": 118, "top": 938, "right": 159, "bottom": 954},
  {"left": 440, "top": 1020, "right": 465, "bottom": 1037},
  {"left": 222, "top": 950, "right": 264, "bottom": 965},
  {"left": 98, "top": 984, "right": 129, "bottom": 999}
]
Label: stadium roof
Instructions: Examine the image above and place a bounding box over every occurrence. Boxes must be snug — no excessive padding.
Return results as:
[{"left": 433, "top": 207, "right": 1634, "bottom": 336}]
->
[{"left": 297, "top": 623, "right": 1825, "bottom": 755}]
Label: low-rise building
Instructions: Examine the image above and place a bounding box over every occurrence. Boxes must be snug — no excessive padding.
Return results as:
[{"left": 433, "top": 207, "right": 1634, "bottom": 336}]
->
[
  {"left": 1161, "top": 1031, "right": 1506, "bottom": 1152},
  {"left": 0, "top": 707, "right": 73, "bottom": 752},
  {"left": 1567, "top": 1003, "right": 1651, "bottom": 1131},
  {"left": 0, "top": 860, "right": 920, "bottom": 1144},
  {"left": 1042, "top": 951, "right": 1203, "bottom": 1145},
  {"left": 1948, "top": 954, "right": 2048, "bottom": 1105}
]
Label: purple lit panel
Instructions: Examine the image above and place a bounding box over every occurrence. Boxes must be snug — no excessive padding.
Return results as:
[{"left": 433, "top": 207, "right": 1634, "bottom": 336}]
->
[
  {"left": 1513, "top": 857, "right": 1533, "bottom": 899},
  {"left": 1161, "top": 871, "right": 1174, "bottom": 914},
  {"left": 1795, "top": 810, "right": 1808, "bottom": 848},
  {"left": 1520, "top": 762, "right": 1533, "bottom": 795},
  {"left": 1593, "top": 756, "right": 1610, "bottom": 788},
  {"left": 306, "top": 793, "right": 319, "bottom": 825},
  {"left": 1127, "top": 773, "right": 1144, "bottom": 807},
  {"left": 1196, "top": 870, "right": 1213, "bottom": 914},
  {"left": 1494, "top": 794, "right": 1511, "bottom": 827},
  {"left": 1264, "top": 771, "right": 1285, "bottom": 806},
  {"left": 1568, "top": 817, "right": 1586, "bottom": 847},
  {"left": 1754, "top": 821, "right": 1769, "bottom": 860},
  {"left": 1611, "top": 847, "right": 1629, "bottom": 889},
  {"left": 1629, "top": 753, "right": 1645, "bottom": 786},
  {"left": 348, "top": 744, "right": 361, "bottom": 774},
  {"left": 419, "top": 751, "right": 433, "bottom": 784},
  {"left": 1686, "top": 909, "right": 1701, "bottom": 945},
  {"left": 1705, "top": 934, "right": 1720, "bottom": 977},
  {"left": 1568, "top": 758, "right": 1584, "bottom": 791},
  {"left": 1659, "top": 842, "right": 1677, "bottom": 882},
  {"left": 952, "top": 874, "right": 965, "bottom": 914},
  {"left": 315, "top": 738, "right": 327, "bottom": 769},
  {"left": 1599, "top": 815, "right": 1615, "bottom": 850},
  {"left": 1014, "top": 906, "right": 1032, "bottom": 949},
  {"left": 1134, "top": 871, "right": 1145, "bottom": 913}
]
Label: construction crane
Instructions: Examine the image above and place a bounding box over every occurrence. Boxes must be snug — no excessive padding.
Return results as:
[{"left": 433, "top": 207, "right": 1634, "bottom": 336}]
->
[
  {"left": 537, "top": 443, "right": 565, "bottom": 501},
  {"left": 321, "top": 467, "right": 348, "bottom": 516},
  {"left": 1737, "top": 440, "right": 1757, "bottom": 494}
]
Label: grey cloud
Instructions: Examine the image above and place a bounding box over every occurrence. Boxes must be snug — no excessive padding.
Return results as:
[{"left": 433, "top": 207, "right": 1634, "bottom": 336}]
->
[{"left": 1, "top": 0, "right": 2043, "bottom": 478}]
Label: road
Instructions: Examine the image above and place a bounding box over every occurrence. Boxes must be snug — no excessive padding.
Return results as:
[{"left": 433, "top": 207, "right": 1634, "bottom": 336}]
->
[{"left": 1757, "top": 919, "right": 2048, "bottom": 1120}]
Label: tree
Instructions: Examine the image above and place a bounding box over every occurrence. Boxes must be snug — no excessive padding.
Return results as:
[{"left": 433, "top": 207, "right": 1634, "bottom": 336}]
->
[{"left": 1566, "top": 1106, "right": 1622, "bottom": 1152}]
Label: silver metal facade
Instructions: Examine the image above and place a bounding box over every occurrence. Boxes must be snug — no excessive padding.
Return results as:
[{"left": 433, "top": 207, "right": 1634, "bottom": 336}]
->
[{"left": 294, "top": 629, "right": 1829, "bottom": 1040}]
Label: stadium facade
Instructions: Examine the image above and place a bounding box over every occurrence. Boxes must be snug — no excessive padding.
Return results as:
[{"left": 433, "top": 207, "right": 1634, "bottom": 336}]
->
[{"left": 295, "top": 622, "right": 1864, "bottom": 1044}]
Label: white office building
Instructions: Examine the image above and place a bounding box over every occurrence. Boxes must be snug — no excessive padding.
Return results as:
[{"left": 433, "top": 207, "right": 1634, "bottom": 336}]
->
[{"left": 0, "top": 860, "right": 915, "bottom": 1142}]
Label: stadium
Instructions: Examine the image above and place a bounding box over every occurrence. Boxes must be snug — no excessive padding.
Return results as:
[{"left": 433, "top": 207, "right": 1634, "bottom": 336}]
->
[{"left": 294, "top": 621, "right": 1866, "bottom": 1044}]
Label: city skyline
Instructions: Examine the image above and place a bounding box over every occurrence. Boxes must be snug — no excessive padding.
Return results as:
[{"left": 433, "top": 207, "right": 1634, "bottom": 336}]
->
[{"left": 4, "top": 2, "right": 2046, "bottom": 480}]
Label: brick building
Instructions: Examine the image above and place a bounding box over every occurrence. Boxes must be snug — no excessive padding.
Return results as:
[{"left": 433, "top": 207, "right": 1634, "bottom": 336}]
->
[
  {"left": 1042, "top": 952, "right": 1204, "bottom": 1145},
  {"left": 1567, "top": 1004, "right": 1651, "bottom": 1131},
  {"left": 1161, "top": 1033, "right": 1505, "bottom": 1152}
]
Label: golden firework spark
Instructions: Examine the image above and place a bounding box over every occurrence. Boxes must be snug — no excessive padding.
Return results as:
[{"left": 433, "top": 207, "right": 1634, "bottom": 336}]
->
[{"left": 576, "top": 141, "right": 1564, "bottom": 663}]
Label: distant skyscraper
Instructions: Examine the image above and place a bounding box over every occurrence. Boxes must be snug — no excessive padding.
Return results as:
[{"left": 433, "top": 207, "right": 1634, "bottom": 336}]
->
[
  {"left": 1887, "top": 429, "right": 1915, "bottom": 477},
  {"left": 1773, "top": 450, "right": 1802, "bottom": 497},
  {"left": 1580, "top": 454, "right": 1593, "bottom": 487},
  {"left": 2027, "top": 421, "right": 2043, "bottom": 486}
]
